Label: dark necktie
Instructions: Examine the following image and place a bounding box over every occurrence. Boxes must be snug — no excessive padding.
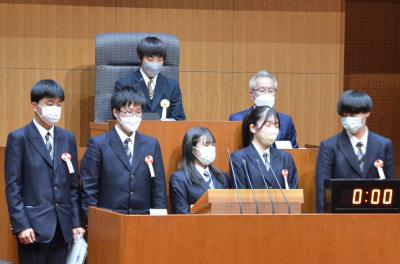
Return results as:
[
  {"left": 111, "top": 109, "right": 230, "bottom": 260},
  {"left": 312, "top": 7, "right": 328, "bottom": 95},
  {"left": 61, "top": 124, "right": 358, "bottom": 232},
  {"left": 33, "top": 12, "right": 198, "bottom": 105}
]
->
[
  {"left": 124, "top": 138, "right": 133, "bottom": 165},
  {"left": 203, "top": 170, "right": 214, "bottom": 189},
  {"left": 356, "top": 141, "right": 364, "bottom": 172},
  {"left": 45, "top": 132, "right": 53, "bottom": 160}
]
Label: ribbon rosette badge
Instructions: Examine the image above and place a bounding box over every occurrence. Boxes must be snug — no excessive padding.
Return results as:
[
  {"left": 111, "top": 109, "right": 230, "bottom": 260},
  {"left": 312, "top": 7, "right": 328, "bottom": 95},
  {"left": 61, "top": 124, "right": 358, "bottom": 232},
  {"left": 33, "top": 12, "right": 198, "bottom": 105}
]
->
[
  {"left": 61, "top": 153, "right": 75, "bottom": 174},
  {"left": 145, "top": 155, "right": 155, "bottom": 178},
  {"left": 281, "top": 169, "right": 290, "bottom": 190}
]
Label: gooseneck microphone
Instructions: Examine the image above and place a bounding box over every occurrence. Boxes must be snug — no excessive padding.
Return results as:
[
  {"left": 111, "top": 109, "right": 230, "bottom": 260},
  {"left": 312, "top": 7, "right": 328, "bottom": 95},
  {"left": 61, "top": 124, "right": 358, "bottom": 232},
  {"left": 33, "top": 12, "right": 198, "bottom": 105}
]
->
[
  {"left": 266, "top": 160, "right": 291, "bottom": 214},
  {"left": 242, "top": 159, "right": 260, "bottom": 214},
  {"left": 227, "top": 148, "right": 243, "bottom": 214},
  {"left": 255, "top": 159, "right": 275, "bottom": 214}
]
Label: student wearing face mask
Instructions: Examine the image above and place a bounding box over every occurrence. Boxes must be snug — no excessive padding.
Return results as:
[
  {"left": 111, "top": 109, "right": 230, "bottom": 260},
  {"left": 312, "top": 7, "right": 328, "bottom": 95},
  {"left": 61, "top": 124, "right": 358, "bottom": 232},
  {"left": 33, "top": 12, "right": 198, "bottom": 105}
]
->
[
  {"left": 169, "top": 127, "right": 229, "bottom": 214},
  {"left": 115, "top": 36, "right": 186, "bottom": 120},
  {"left": 80, "top": 86, "right": 167, "bottom": 217},
  {"left": 229, "top": 70, "right": 298, "bottom": 148},
  {"left": 315, "top": 90, "right": 395, "bottom": 213},
  {"left": 230, "top": 106, "right": 298, "bottom": 190},
  {"left": 5, "top": 80, "right": 85, "bottom": 264}
]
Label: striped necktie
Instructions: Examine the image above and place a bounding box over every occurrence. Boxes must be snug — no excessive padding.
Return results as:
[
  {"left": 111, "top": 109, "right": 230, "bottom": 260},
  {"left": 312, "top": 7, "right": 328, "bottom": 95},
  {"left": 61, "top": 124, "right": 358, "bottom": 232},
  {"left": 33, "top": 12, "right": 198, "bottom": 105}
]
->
[
  {"left": 203, "top": 170, "right": 214, "bottom": 189},
  {"left": 263, "top": 152, "right": 270, "bottom": 171},
  {"left": 148, "top": 78, "right": 155, "bottom": 100},
  {"left": 356, "top": 141, "right": 364, "bottom": 172},
  {"left": 45, "top": 132, "right": 53, "bottom": 160},
  {"left": 124, "top": 138, "right": 133, "bottom": 165}
]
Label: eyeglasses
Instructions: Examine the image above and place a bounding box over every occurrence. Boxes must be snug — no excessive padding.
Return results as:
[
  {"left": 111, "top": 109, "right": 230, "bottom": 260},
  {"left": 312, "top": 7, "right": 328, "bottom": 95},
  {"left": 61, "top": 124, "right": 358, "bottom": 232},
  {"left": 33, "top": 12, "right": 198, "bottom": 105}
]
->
[
  {"left": 119, "top": 110, "right": 143, "bottom": 118},
  {"left": 252, "top": 87, "right": 277, "bottom": 95}
]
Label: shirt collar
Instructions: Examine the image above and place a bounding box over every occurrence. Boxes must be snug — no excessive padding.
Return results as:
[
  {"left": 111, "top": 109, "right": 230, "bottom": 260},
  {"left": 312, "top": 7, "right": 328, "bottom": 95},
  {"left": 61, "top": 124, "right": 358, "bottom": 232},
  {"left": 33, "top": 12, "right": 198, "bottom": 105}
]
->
[
  {"left": 346, "top": 126, "right": 369, "bottom": 149},
  {"left": 32, "top": 118, "right": 54, "bottom": 139},
  {"left": 114, "top": 124, "right": 135, "bottom": 145},
  {"left": 140, "top": 68, "right": 158, "bottom": 86},
  {"left": 194, "top": 163, "right": 210, "bottom": 178},
  {"left": 252, "top": 141, "right": 270, "bottom": 160}
]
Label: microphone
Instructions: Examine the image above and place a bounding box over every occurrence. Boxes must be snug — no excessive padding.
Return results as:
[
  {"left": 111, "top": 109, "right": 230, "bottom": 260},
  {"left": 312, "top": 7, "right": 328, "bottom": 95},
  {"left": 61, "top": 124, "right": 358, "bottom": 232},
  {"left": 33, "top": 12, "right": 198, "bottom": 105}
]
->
[
  {"left": 374, "top": 159, "right": 386, "bottom": 179},
  {"left": 242, "top": 159, "right": 260, "bottom": 214},
  {"left": 255, "top": 159, "right": 275, "bottom": 214},
  {"left": 227, "top": 148, "right": 243, "bottom": 214},
  {"left": 266, "top": 160, "right": 292, "bottom": 214}
]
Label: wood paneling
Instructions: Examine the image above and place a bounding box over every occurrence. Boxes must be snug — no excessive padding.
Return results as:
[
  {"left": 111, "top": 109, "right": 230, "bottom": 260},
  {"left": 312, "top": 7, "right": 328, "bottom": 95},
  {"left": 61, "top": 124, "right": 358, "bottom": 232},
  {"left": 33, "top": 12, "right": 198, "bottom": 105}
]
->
[{"left": 0, "top": 0, "right": 343, "bottom": 147}]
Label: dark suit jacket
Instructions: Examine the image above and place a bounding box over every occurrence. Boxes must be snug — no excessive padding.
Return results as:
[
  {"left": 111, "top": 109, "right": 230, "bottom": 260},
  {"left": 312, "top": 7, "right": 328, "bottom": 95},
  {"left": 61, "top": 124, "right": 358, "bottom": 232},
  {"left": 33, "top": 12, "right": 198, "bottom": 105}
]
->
[
  {"left": 169, "top": 168, "right": 229, "bottom": 214},
  {"left": 80, "top": 127, "right": 167, "bottom": 217},
  {"left": 315, "top": 130, "right": 396, "bottom": 213},
  {"left": 229, "top": 107, "right": 298, "bottom": 148},
  {"left": 5, "top": 122, "right": 81, "bottom": 243},
  {"left": 229, "top": 144, "right": 298, "bottom": 189},
  {"left": 115, "top": 69, "right": 186, "bottom": 120}
]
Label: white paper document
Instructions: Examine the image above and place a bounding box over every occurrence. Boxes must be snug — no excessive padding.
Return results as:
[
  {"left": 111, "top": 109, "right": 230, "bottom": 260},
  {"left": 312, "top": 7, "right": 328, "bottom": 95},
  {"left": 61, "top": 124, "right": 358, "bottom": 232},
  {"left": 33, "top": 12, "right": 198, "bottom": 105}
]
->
[{"left": 67, "top": 235, "right": 88, "bottom": 264}]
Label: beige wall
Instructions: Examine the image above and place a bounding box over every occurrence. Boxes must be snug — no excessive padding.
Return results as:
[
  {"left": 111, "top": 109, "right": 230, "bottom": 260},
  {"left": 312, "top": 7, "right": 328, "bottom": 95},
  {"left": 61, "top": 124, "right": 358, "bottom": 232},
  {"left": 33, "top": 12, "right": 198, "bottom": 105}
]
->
[{"left": 0, "top": 0, "right": 344, "bottom": 147}]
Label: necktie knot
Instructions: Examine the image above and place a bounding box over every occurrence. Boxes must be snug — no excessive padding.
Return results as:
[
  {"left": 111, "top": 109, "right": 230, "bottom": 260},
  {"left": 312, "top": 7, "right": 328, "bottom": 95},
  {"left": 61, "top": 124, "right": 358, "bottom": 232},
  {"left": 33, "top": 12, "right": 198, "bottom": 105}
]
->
[
  {"left": 356, "top": 141, "right": 363, "bottom": 149},
  {"left": 203, "top": 170, "right": 214, "bottom": 189}
]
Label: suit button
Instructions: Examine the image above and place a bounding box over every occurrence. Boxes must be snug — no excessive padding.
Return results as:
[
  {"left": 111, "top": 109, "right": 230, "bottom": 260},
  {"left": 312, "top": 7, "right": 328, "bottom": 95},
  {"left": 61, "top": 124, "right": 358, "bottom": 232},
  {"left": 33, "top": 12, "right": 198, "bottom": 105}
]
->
[
  {"left": 55, "top": 203, "right": 59, "bottom": 207},
  {"left": 128, "top": 209, "right": 133, "bottom": 214},
  {"left": 130, "top": 174, "right": 134, "bottom": 179},
  {"left": 130, "top": 192, "right": 134, "bottom": 196},
  {"left": 54, "top": 186, "right": 58, "bottom": 191}
]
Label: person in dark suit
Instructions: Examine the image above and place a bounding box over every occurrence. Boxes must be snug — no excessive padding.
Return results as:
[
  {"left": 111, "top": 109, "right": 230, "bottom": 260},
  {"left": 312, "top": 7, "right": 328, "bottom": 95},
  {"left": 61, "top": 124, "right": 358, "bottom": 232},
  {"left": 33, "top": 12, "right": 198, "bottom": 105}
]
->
[
  {"left": 115, "top": 36, "right": 186, "bottom": 120},
  {"left": 80, "top": 86, "right": 167, "bottom": 217},
  {"left": 230, "top": 106, "right": 298, "bottom": 190},
  {"left": 169, "top": 127, "right": 229, "bottom": 214},
  {"left": 5, "top": 80, "right": 85, "bottom": 264},
  {"left": 229, "top": 71, "right": 298, "bottom": 148},
  {"left": 316, "top": 90, "right": 396, "bottom": 213}
]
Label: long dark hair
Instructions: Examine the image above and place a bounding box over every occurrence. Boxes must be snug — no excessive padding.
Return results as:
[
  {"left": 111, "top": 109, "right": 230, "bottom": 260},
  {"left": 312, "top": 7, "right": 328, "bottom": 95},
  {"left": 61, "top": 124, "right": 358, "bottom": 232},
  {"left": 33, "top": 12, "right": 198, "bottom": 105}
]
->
[
  {"left": 179, "top": 127, "right": 226, "bottom": 186},
  {"left": 242, "top": 106, "right": 280, "bottom": 147}
]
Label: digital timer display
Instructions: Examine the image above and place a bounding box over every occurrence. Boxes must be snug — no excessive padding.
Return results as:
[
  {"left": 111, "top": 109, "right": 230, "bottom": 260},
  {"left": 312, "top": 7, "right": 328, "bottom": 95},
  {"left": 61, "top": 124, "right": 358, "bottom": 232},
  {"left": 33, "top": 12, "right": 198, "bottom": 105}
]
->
[{"left": 324, "top": 179, "right": 400, "bottom": 213}]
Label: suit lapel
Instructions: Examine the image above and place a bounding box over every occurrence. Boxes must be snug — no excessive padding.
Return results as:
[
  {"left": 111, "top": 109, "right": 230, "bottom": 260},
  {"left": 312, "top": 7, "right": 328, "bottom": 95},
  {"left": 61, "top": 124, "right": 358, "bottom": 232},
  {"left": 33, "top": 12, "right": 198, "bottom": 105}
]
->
[
  {"left": 27, "top": 122, "right": 53, "bottom": 168},
  {"left": 337, "top": 130, "right": 363, "bottom": 177},
  {"left": 108, "top": 128, "right": 132, "bottom": 171},
  {"left": 53, "top": 127, "right": 66, "bottom": 171},
  {"left": 133, "top": 69, "right": 152, "bottom": 110},
  {"left": 131, "top": 132, "right": 147, "bottom": 173},
  {"left": 363, "top": 132, "right": 379, "bottom": 178},
  {"left": 268, "top": 147, "right": 283, "bottom": 186},
  {"left": 151, "top": 74, "right": 166, "bottom": 111},
  {"left": 246, "top": 144, "right": 274, "bottom": 187}
]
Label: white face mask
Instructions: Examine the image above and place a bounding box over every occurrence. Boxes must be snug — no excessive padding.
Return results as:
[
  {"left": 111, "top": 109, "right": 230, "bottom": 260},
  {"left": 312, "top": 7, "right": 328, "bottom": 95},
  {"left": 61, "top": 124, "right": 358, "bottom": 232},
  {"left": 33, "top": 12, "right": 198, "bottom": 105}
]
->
[
  {"left": 341, "top": 116, "right": 365, "bottom": 134},
  {"left": 119, "top": 115, "right": 141, "bottom": 133},
  {"left": 36, "top": 105, "right": 61, "bottom": 126},
  {"left": 256, "top": 126, "right": 279, "bottom": 146},
  {"left": 254, "top": 93, "right": 275, "bottom": 108},
  {"left": 142, "top": 61, "right": 163, "bottom": 78},
  {"left": 193, "top": 145, "right": 216, "bottom": 166}
]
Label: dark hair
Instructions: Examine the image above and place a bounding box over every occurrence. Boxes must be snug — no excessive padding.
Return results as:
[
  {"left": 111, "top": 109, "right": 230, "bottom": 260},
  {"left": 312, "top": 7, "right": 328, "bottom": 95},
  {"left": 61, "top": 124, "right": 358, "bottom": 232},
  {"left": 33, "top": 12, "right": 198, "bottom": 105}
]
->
[
  {"left": 31, "top": 79, "right": 65, "bottom": 103},
  {"left": 337, "top": 90, "right": 373, "bottom": 116},
  {"left": 242, "top": 106, "right": 280, "bottom": 147},
  {"left": 179, "top": 127, "right": 226, "bottom": 186},
  {"left": 111, "top": 85, "right": 146, "bottom": 117},
  {"left": 137, "top": 36, "right": 167, "bottom": 62}
]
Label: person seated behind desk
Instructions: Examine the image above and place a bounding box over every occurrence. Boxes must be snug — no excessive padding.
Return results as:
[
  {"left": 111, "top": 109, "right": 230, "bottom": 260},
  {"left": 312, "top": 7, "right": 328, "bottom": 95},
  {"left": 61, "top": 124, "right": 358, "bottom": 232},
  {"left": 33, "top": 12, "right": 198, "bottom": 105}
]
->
[
  {"left": 229, "top": 106, "right": 298, "bottom": 189},
  {"left": 170, "top": 127, "right": 229, "bottom": 214},
  {"left": 229, "top": 70, "right": 298, "bottom": 148}
]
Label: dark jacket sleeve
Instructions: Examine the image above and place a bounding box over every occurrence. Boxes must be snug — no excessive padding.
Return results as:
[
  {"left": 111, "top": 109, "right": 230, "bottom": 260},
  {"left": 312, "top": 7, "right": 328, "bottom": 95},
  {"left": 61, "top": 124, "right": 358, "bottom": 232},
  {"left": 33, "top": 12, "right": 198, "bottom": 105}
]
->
[
  {"left": 169, "top": 172, "right": 190, "bottom": 214},
  {"left": 287, "top": 155, "right": 299, "bottom": 189},
  {"left": 169, "top": 81, "right": 186, "bottom": 120},
  {"left": 384, "top": 139, "right": 396, "bottom": 179},
  {"left": 288, "top": 117, "right": 298, "bottom": 148},
  {"left": 69, "top": 134, "right": 82, "bottom": 228},
  {"left": 5, "top": 132, "right": 31, "bottom": 234},
  {"left": 80, "top": 138, "right": 101, "bottom": 219},
  {"left": 315, "top": 141, "right": 335, "bottom": 213},
  {"left": 150, "top": 140, "right": 167, "bottom": 208}
]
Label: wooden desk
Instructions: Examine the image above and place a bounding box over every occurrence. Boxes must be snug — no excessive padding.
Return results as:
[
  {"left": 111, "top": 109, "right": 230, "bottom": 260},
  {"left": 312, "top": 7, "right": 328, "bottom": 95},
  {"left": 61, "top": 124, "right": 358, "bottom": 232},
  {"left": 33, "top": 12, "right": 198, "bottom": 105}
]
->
[{"left": 89, "top": 207, "right": 400, "bottom": 264}]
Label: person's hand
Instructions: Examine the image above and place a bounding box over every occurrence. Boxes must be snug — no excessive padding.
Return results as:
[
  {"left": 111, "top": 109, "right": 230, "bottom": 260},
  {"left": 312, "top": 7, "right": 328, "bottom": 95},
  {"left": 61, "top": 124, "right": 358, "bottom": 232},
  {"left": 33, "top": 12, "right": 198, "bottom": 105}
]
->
[
  {"left": 72, "top": 227, "right": 86, "bottom": 240},
  {"left": 18, "top": 228, "right": 36, "bottom": 244}
]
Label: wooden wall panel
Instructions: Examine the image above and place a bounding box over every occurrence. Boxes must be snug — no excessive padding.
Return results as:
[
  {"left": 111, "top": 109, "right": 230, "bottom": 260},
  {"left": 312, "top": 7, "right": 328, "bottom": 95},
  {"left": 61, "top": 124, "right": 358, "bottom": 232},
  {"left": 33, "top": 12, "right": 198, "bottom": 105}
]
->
[{"left": 0, "top": 0, "right": 344, "bottom": 148}]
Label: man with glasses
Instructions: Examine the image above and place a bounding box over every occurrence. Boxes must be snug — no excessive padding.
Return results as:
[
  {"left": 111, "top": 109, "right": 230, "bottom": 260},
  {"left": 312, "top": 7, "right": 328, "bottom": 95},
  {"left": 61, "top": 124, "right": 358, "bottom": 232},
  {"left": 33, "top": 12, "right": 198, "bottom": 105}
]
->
[
  {"left": 80, "top": 86, "right": 167, "bottom": 218},
  {"left": 229, "top": 70, "right": 298, "bottom": 148}
]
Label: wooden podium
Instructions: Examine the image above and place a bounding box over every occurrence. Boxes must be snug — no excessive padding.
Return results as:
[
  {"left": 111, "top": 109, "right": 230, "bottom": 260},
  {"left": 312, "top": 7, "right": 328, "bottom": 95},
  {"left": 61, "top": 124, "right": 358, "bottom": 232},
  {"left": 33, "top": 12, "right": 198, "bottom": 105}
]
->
[
  {"left": 190, "top": 189, "right": 303, "bottom": 214},
  {"left": 88, "top": 207, "right": 400, "bottom": 263}
]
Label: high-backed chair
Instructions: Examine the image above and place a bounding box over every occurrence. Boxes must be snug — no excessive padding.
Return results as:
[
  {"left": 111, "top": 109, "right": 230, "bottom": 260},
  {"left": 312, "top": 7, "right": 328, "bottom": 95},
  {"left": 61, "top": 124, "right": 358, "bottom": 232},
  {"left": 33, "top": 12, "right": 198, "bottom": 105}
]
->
[{"left": 95, "top": 33, "right": 180, "bottom": 122}]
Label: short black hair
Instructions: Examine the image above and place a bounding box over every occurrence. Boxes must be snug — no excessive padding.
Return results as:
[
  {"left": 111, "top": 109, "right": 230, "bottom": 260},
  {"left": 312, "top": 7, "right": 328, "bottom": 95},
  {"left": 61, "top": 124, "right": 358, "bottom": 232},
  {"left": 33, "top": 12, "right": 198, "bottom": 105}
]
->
[
  {"left": 111, "top": 85, "right": 146, "bottom": 117},
  {"left": 31, "top": 79, "right": 65, "bottom": 103},
  {"left": 337, "top": 90, "right": 373, "bottom": 116},
  {"left": 137, "top": 36, "right": 167, "bottom": 61},
  {"left": 242, "top": 106, "right": 280, "bottom": 147}
]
